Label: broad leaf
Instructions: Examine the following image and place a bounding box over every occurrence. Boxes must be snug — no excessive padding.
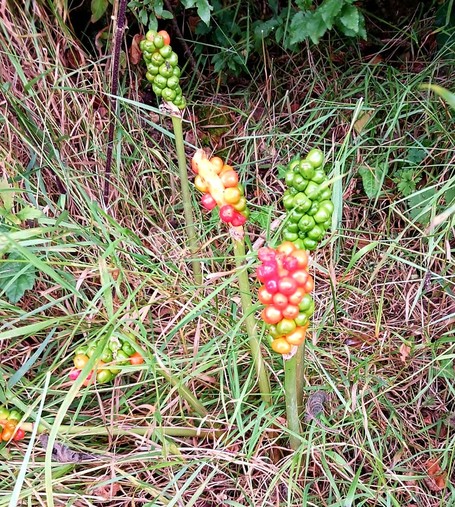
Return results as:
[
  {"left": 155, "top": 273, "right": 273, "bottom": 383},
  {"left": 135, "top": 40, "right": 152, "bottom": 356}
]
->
[
  {"left": 358, "top": 166, "right": 383, "bottom": 199},
  {"left": 181, "top": 0, "right": 213, "bottom": 26},
  {"left": 91, "top": 0, "right": 108, "bottom": 23},
  {"left": 338, "top": 4, "right": 359, "bottom": 33},
  {"left": 318, "top": 0, "right": 343, "bottom": 30},
  {"left": 290, "top": 11, "right": 327, "bottom": 45},
  {"left": 0, "top": 252, "right": 36, "bottom": 303},
  {"left": 407, "top": 188, "right": 434, "bottom": 224}
]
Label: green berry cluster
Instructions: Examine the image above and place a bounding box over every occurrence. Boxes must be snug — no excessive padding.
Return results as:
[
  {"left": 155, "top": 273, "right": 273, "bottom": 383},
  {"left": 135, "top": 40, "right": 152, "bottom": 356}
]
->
[
  {"left": 282, "top": 149, "right": 333, "bottom": 251},
  {"left": 69, "top": 334, "right": 144, "bottom": 385},
  {"left": 140, "top": 30, "right": 186, "bottom": 109}
]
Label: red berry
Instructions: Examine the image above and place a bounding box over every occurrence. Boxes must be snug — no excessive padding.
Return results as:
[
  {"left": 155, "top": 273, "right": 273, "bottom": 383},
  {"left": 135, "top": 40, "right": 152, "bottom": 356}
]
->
[
  {"left": 258, "top": 247, "right": 276, "bottom": 263},
  {"left": 201, "top": 193, "right": 217, "bottom": 211},
  {"left": 258, "top": 286, "right": 274, "bottom": 305},
  {"left": 265, "top": 278, "right": 279, "bottom": 294},
  {"left": 278, "top": 276, "right": 298, "bottom": 296},
  {"left": 231, "top": 211, "right": 246, "bottom": 226},
  {"left": 256, "top": 261, "right": 278, "bottom": 282},
  {"left": 282, "top": 255, "right": 299, "bottom": 273},
  {"left": 219, "top": 204, "right": 235, "bottom": 223},
  {"left": 272, "top": 292, "right": 288, "bottom": 310},
  {"left": 69, "top": 369, "right": 81, "bottom": 381},
  {"left": 13, "top": 428, "right": 25, "bottom": 441}
]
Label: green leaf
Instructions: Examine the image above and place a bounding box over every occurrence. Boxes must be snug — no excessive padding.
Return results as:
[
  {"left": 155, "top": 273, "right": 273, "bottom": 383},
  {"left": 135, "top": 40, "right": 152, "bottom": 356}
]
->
[
  {"left": 318, "top": 0, "right": 343, "bottom": 30},
  {"left": 406, "top": 147, "right": 426, "bottom": 164},
  {"left": 91, "top": 0, "right": 108, "bottom": 23},
  {"left": 407, "top": 188, "right": 434, "bottom": 225},
  {"left": 358, "top": 166, "right": 382, "bottom": 199},
  {"left": 0, "top": 178, "right": 14, "bottom": 212},
  {"left": 181, "top": 0, "right": 213, "bottom": 26},
  {"left": 338, "top": 4, "right": 359, "bottom": 33},
  {"left": 0, "top": 252, "right": 36, "bottom": 303},
  {"left": 290, "top": 10, "right": 327, "bottom": 45},
  {"left": 420, "top": 83, "right": 455, "bottom": 110},
  {"left": 16, "top": 207, "right": 43, "bottom": 222}
]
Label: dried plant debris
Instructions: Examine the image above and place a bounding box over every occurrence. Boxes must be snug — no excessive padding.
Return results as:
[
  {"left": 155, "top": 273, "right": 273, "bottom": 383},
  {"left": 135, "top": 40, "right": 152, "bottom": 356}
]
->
[
  {"left": 305, "top": 390, "right": 340, "bottom": 434},
  {"left": 39, "top": 434, "right": 98, "bottom": 463}
]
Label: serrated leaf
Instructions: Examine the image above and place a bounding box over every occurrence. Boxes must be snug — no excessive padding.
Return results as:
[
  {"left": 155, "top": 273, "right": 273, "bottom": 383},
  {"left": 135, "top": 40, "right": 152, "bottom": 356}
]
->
[
  {"left": 358, "top": 166, "right": 382, "bottom": 199},
  {"left": 420, "top": 84, "right": 455, "bottom": 110},
  {"left": 91, "top": 0, "right": 108, "bottom": 23},
  {"left": 16, "top": 207, "right": 43, "bottom": 222},
  {"left": 318, "top": 0, "right": 343, "bottom": 30},
  {"left": 0, "top": 252, "right": 36, "bottom": 303},
  {"left": 339, "top": 4, "right": 359, "bottom": 33},
  {"left": 290, "top": 10, "right": 327, "bottom": 45}
]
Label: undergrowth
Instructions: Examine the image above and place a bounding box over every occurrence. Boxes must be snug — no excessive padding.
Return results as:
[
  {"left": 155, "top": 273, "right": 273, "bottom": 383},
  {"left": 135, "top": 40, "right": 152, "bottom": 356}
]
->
[{"left": 0, "top": 1, "right": 454, "bottom": 506}]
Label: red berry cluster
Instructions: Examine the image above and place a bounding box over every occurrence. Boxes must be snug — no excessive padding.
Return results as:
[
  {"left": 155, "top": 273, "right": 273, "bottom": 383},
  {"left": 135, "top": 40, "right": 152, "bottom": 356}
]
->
[
  {"left": 257, "top": 242, "right": 315, "bottom": 355},
  {"left": 191, "top": 149, "right": 249, "bottom": 227},
  {"left": 0, "top": 406, "right": 26, "bottom": 442}
]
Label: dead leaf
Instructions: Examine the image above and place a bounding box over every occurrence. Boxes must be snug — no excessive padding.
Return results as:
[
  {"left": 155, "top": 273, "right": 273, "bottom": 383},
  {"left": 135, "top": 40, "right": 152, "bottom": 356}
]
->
[
  {"left": 425, "top": 458, "right": 447, "bottom": 491},
  {"left": 354, "top": 111, "right": 373, "bottom": 134},
  {"left": 130, "top": 34, "right": 143, "bottom": 65},
  {"left": 90, "top": 477, "right": 120, "bottom": 500},
  {"left": 399, "top": 343, "right": 411, "bottom": 362}
]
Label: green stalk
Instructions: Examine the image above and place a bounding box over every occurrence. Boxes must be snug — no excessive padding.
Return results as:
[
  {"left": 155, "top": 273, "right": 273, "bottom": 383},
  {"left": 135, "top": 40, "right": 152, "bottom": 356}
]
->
[
  {"left": 295, "top": 343, "right": 305, "bottom": 416},
  {"left": 155, "top": 355, "right": 208, "bottom": 419},
  {"left": 233, "top": 236, "right": 272, "bottom": 406},
  {"left": 284, "top": 352, "right": 301, "bottom": 450},
  {"left": 21, "top": 421, "right": 224, "bottom": 439},
  {"left": 171, "top": 114, "right": 202, "bottom": 286}
]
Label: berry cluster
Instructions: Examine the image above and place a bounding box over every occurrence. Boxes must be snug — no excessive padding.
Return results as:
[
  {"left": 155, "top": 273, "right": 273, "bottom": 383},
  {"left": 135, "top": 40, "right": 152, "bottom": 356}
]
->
[
  {"left": 192, "top": 149, "right": 249, "bottom": 226},
  {"left": 0, "top": 406, "right": 26, "bottom": 442},
  {"left": 257, "top": 242, "right": 315, "bottom": 355},
  {"left": 140, "top": 30, "right": 186, "bottom": 109},
  {"left": 69, "top": 335, "right": 144, "bottom": 386},
  {"left": 282, "top": 149, "right": 333, "bottom": 251}
]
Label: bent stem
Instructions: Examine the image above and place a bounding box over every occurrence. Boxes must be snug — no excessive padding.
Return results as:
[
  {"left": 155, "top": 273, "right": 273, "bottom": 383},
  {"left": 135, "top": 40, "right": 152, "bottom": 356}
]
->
[
  {"left": 171, "top": 114, "right": 203, "bottom": 286},
  {"left": 233, "top": 234, "right": 272, "bottom": 406},
  {"left": 285, "top": 351, "right": 302, "bottom": 450}
]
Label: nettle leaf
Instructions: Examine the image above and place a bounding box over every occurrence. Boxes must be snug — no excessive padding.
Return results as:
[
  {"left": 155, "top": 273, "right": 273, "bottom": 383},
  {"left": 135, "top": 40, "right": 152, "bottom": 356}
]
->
[
  {"left": 0, "top": 252, "right": 36, "bottom": 304},
  {"left": 318, "top": 0, "right": 343, "bottom": 30},
  {"left": 290, "top": 10, "right": 327, "bottom": 45},
  {"left": 358, "top": 166, "right": 383, "bottom": 199},
  {"left": 338, "top": 4, "right": 360, "bottom": 33},
  {"left": 91, "top": 0, "right": 108, "bottom": 23}
]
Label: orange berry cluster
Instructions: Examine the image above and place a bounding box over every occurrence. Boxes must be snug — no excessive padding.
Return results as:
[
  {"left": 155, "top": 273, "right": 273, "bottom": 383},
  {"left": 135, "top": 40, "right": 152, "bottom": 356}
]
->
[
  {"left": 257, "top": 241, "right": 315, "bottom": 355},
  {"left": 191, "top": 149, "right": 249, "bottom": 226},
  {"left": 0, "top": 406, "right": 26, "bottom": 442}
]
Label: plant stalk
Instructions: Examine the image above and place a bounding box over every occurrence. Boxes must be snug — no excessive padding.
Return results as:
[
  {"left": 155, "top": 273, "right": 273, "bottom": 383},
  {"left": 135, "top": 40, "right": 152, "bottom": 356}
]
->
[
  {"left": 171, "top": 114, "right": 203, "bottom": 286},
  {"left": 284, "top": 352, "right": 301, "bottom": 450},
  {"left": 295, "top": 343, "right": 305, "bottom": 416},
  {"left": 233, "top": 235, "right": 272, "bottom": 406},
  {"left": 21, "top": 422, "right": 225, "bottom": 439}
]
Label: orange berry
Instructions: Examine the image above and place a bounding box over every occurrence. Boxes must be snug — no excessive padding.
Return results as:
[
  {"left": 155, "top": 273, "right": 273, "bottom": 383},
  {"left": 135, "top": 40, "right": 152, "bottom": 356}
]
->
[{"left": 271, "top": 338, "right": 292, "bottom": 355}]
